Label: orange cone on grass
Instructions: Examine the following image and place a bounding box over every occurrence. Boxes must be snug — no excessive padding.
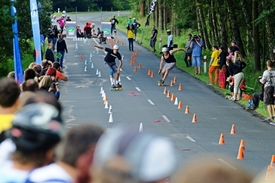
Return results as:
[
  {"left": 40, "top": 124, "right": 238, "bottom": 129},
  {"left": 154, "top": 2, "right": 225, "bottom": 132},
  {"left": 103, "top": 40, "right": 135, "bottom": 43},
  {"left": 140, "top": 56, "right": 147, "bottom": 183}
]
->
[
  {"left": 185, "top": 105, "right": 190, "bottom": 114},
  {"left": 147, "top": 69, "right": 151, "bottom": 76},
  {"left": 171, "top": 93, "right": 175, "bottom": 101},
  {"left": 163, "top": 87, "right": 167, "bottom": 94},
  {"left": 178, "top": 101, "right": 182, "bottom": 109},
  {"left": 178, "top": 84, "right": 182, "bottom": 91},
  {"left": 192, "top": 114, "right": 197, "bottom": 123},
  {"left": 219, "top": 133, "right": 225, "bottom": 145},
  {"left": 230, "top": 124, "right": 236, "bottom": 134}
]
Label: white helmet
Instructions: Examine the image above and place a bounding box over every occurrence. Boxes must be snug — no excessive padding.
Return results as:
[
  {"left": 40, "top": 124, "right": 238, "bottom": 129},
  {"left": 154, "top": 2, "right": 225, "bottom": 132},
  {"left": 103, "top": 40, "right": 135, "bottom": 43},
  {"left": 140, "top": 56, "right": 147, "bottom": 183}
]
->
[
  {"left": 162, "top": 47, "right": 169, "bottom": 52},
  {"left": 113, "top": 45, "right": 119, "bottom": 50},
  {"left": 166, "top": 29, "right": 171, "bottom": 33}
]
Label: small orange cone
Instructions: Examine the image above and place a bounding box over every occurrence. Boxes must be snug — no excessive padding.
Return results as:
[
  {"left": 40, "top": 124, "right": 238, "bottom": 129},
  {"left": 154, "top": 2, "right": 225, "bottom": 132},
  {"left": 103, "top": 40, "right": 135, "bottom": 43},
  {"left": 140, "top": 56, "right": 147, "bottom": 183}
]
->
[
  {"left": 79, "top": 55, "right": 83, "bottom": 60},
  {"left": 131, "top": 53, "right": 135, "bottom": 58},
  {"left": 178, "top": 84, "right": 182, "bottom": 91},
  {"left": 239, "top": 139, "right": 245, "bottom": 152},
  {"left": 173, "top": 76, "right": 177, "bottom": 84},
  {"left": 134, "top": 66, "right": 137, "bottom": 72},
  {"left": 104, "top": 96, "right": 108, "bottom": 104},
  {"left": 170, "top": 80, "right": 174, "bottom": 86},
  {"left": 134, "top": 51, "right": 138, "bottom": 56},
  {"left": 133, "top": 58, "right": 136, "bottom": 63},
  {"left": 185, "top": 105, "right": 190, "bottom": 114},
  {"left": 138, "top": 63, "right": 142, "bottom": 69},
  {"left": 167, "top": 90, "right": 170, "bottom": 98},
  {"left": 230, "top": 124, "right": 236, "bottom": 134},
  {"left": 151, "top": 72, "right": 154, "bottom": 78},
  {"left": 219, "top": 133, "right": 225, "bottom": 145},
  {"left": 178, "top": 101, "right": 182, "bottom": 109},
  {"left": 270, "top": 155, "right": 275, "bottom": 167},
  {"left": 147, "top": 69, "right": 151, "bottom": 76},
  {"left": 130, "top": 60, "right": 133, "bottom": 65},
  {"left": 192, "top": 114, "right": 197, "bottom": 123},
  {"left": 171, "top": 93, "right": 175, "bottom": 101},
  {"left": 237, "top": 145, "right": 244, "bottom": 160},
  {"left": 163, "top": 87, "right": 167, "bottom": 94}
]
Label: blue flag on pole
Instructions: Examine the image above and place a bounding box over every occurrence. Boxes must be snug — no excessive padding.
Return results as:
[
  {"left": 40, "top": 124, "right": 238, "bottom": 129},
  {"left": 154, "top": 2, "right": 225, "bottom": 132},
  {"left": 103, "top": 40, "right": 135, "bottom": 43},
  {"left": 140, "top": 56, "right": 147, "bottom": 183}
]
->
[
  {"left": 30, "top": 0, "right": 42, "bottom": 65},
  {"left": 10, "top": 0, "right": 24, "bottom": 84}
]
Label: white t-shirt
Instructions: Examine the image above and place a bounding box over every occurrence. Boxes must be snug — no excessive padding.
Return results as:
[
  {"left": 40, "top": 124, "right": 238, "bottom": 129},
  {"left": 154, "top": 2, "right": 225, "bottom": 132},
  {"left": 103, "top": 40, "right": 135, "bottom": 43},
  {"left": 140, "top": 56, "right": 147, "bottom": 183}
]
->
[
  {"left": 167, "top": 35, "right": 173, "bottom": 47},
  {"left": 27, "top": 163, "right": 73, "bottom": 183},
  {"left": 0, "top": 161, "right": 29, "bottom": 183},
  {"left": 0, "top": 139, "right": 16, "bottom": 166}
]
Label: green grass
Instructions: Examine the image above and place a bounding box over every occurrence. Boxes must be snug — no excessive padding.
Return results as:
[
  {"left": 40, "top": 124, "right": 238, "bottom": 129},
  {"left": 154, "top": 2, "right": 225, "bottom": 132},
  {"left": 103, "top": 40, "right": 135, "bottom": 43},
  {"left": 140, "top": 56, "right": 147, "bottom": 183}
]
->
[{"left": 113, "top": 15, "right": 269, "bottom": 118}]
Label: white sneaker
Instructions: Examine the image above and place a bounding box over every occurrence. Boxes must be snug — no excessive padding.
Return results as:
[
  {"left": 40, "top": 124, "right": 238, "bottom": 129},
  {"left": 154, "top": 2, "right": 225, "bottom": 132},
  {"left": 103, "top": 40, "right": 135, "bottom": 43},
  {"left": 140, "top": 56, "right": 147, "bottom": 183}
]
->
[{"left": 229, "top": 97, "right": 236, "bottom": 101}]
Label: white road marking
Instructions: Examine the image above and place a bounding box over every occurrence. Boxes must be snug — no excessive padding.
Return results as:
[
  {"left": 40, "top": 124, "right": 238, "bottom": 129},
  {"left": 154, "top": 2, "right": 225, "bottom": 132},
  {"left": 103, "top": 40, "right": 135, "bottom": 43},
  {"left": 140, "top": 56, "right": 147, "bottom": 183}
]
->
[
  {"left": 135, "top": 87, "right": 141, "bottom": 91},
  {"left": 147, "top": 99, "right": 155, "bottom": 105},
  {"left": 126, "top": 76, "right": 131, "bottom": 80},
  {"left": 186, "top": 135, "right": 196, "bottom": 142},
  {"left": 162, "top": 115, "right": 171, "bottom": 123},
  {"left": 217, "top": 158, "right": 237, "bottom": 170}
]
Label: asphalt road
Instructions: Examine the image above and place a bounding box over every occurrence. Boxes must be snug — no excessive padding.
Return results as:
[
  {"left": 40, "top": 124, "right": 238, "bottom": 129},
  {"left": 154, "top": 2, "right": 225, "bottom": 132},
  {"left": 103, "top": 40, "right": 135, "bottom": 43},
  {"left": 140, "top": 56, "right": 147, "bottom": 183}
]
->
[{"left": 60, "top": 11, "right": 274, "bottom": 175}]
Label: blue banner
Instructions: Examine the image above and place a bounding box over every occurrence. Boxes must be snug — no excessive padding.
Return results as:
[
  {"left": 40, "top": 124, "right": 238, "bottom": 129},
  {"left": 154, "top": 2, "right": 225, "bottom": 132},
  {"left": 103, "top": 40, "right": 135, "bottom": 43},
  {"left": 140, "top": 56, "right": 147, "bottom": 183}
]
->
[
  {"left": 10, "top": 0, "right": 24, "bottom": 84},
  {"left": 30, "top": 0, "right": 42, "bottom": 65}
]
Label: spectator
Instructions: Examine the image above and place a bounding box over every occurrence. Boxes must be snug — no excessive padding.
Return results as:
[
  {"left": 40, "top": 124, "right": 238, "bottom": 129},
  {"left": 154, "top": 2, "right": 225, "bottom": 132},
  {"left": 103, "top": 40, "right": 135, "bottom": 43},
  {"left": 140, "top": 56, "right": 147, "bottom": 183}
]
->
[
  {"left": 84, "top": 23, "right": 92, "bottom": 38},
  {"left": 21, "top": 79, "right": 39, "bottom": 92},
  {"left": 246, "top": 76, "right": 264, "bottom": 110},
  {"left": 27, "top": 124, "right": 104, "bottom": 183},
  {"left": 132, "top": 18, "right": 141, "bottom": 40},
  {"left": 218, "top": 46, "right": 228, "bottom": 89},
  {"left": 127, "top": 17, "right": 132, "bottom": 25},
  {"left": 208, "top": 45, "right": 220, "bottom": 85},
  {"left": 127, "top": 24, "right": 134, "bottom": 51},
  {"left": 98, "top": 31, "right": 107, "bottom": 44},
  {"left": 45, "top": 41, "right": 55, "bottom": 63},
  {"left": 56, "top": 34, "right": 68, "bottom": 68},
  {"left": 24, "top": 68, "right": 37, "bottom": 81},
  {"left": 52, "top": 25, "right": 59, "bottom": 51},
  {"left": 57, "top": 16, "right": 65, "bottom": 33},
  {"left": 52, "top": 62, "right": 68, "bottom": 82},
  {"left": 150, "top": 25, "right": 158, "bottom": 52},
  {"left": 190, "top": 35, "right": 204, "bottom": 75},
  {"left": 96, "top": 27, "right": 101, "bottom": 36},
  {"left": 171, "top": 154, "right": 252, "bottom": 183},
  {"left": 0, "top": 78, "right": 21, "bottom": 142},
  {"left": 110, "top": 15, "right": 119, "bottom": 37},
  {"left": 0, "top": 103, "right": 63, "bottom": 182},
  {"left": 66, "top": 16, "right": 71, "bottom": 21},
  {"left": 183, "top": 34, "right": 192, "bottom": 67},
  {"left": 76, "top": 25, "right": 84, "bottom": 38},
  {"left": 91, "top": 127, "right": 177, "bottom": 183},
  {"left": 166, "top": 29, "right": 174, "bottom": 50},
  {"left": 7, "top": 71, "right": 15, "bottom": 79},
  {"left": 39, "top": 75, "right": 60, "bottom": 100},
  {"left": 233, "top": 51, "right": 246, "bottom": 71},
  {"left": 260, "top": 60, "right": 275, "bottom": 122},
  {"left": 41, "top": 60, "right": 51, "bottom": 76}
]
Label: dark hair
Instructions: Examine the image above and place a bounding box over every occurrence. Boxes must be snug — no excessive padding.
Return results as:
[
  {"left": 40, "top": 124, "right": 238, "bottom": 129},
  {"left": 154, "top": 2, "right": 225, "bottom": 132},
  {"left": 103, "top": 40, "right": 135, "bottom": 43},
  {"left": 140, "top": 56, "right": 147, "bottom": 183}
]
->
[
  {"left": 267, "top": 60, "right": 274, "bottom": 68},
  {"left": 22, "top": 79, "right": 39, "bottom": 92},
  {"left": 59, "top": 124, "right": 104, "bottom": 167},
  {"left": 213, "top": 45, "right": 219, "bottom": 50},
  {"left": 52, "top": 62, "right": 60, "bottom": 70},
  {"left": 188, "top": 34, "right": 192, "bottom": 37},
  {"left": 24, "top": 68, "right": 37, "bottom": 81},
  {"left": 0, "top": 78, "right": 21, "bottom": 108},
  {"left": 219, "top": 46, "right": 225, "bottom": 50}
]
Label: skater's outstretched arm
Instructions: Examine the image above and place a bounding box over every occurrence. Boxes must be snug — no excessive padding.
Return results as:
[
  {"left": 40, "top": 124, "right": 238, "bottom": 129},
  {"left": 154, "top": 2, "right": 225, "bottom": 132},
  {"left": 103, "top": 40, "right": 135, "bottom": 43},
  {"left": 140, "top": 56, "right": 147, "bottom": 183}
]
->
[
  {"left": 170, "top": 48, "right": 185, "bottom": 55},
  {"left": 159, "top": 56, "right": 164, "bottom": 71},
  {"left": 93, "top": 44, "right": 106, "bottom": 51}
]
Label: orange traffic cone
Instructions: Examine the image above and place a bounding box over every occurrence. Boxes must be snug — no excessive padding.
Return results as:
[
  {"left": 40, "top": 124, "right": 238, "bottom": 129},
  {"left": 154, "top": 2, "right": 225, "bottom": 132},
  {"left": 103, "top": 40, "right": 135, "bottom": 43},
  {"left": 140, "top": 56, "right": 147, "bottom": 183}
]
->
[
  {"left": 135, "top": 51, "right": 138, "bottom": 56},
  {"left": 237, "top": 145, "right": 244, "bottom": 160},
  {"left": 104, "top": 96, "right": 108, "bottom": 105},
  {"left": 230, "top": 124, "right": 236, "bottom": 134},
  {"left": 270, "top": 155, "right": 275, "bottom": 167},
  {"left": 265, "top": 165, "right": 273, "bottom": 180},
  {"left": 134, "top": 66, "right": 137, "bottom": 72},
  {"left": 80, "top": 55, "right": 83, "bottom": 60},
  {"left": 151, "top": 72, "right": 154, "bottom": 78},
  {"left": 192, "top": 114, "right": 197, "bottom": 123},
  {"left": 178, "top": 101, "right": 182, "bottom": 109},
  {"left": 130, "top": 60, "right": 133, "bottom": 65},
  {"left": 131, "top": 53, "right": 135, "bottom": 58},
  {"left": 178, "top": 84, "right": 182, "bottom": 91},
  {"left": 239, "top": 139, "right": 245, "bottom": 152},
  {"left": 138, "top": 63, "right": 142, "bottom": 69},
  {"left": 185, "top": 105, "right": 190, "bottom": 114},
  {"left": 167, "top": 90, "right": 170, "bottom": 98},
  {"left": 170, "top": 80, "right": 174, "bottom": 86},
  {"left": 133, "top": 57, "right": 136, "bottom": 63},
  {"left": 219, "top": 133, "right": 225, "bottom": 145},
  {"left": 171, "top": 93, "right": 175, "bottom": 101},
  {"left": 173, "top": 76, "right": 177, "bottom": 84},
  {"left": 163, "top": 87, "right": 167, "bottom": 94},
  {"left": 147, "top": 69, "right": 151, "bottom": 76}
]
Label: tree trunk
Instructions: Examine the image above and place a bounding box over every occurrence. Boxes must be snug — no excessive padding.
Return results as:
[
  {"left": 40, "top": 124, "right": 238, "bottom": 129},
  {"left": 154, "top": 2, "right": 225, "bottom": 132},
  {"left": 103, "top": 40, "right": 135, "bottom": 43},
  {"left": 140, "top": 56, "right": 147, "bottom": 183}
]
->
[
  {"left": 158, "top": 0, "right": 163, "bottom": 31},
  {"left": 211, "top": 0, "right": 219, "bottom": 44},
  {"left": 163, "top": 1, "right": 166, "bottom": 31},
  {"left": 196, "top": 3, "right": 211, "bottom": 49},
  {"left": 216, "top": 0, "right": 228, "bottom": 48},
  {"left": 140, "top": 1, "right": 145, "bottom": 17},
  {"left": 253, "top": 0, "right": 261, "bottom": 71},
  {"left": 227, "top": 0, "right": 246, "bottom": 57}
]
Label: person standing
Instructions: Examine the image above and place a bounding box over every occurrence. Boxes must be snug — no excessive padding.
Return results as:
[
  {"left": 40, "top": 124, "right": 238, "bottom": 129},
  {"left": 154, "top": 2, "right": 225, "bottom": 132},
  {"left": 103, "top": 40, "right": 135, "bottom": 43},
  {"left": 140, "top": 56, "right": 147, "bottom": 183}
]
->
[
  {"left": 183, "top": 34, "right": 192, "bottom": 67},
  {"left": 260, "top": 60, "right": 275, "bottom": 122},
  {"left": 166, "top": 29, "right": 174, "bottom": 50},
  {"left": 93, "top": 44, "right": 123, "bottom": 88},
  {"left": 208, "top": 45, "right": 220, "bottom": 85},
  {"left": 132, "top": 18, "right": 141, "bottom": 40},
  {"left": 218, "top": 46, "right": 228, "bottom": 89},
  {"left": 110, "top": 15, "right": 119, "bottom": 37},
  {"left": 57, "top": 16, "right": 65, "bottom": 33},
  {"left": 56, "top": 34, "right": 68, "bottom": 68},
  {"left": 190, "top": 35, "right": 204, "bottom": 75},
  {"left": 158, "top": 47, "right": 185, "bottom": 85},
  {"left": 45, "top": 41, "right": 55, "bottom": 63},
  {"left": 150, "top": 25, "right": 158, "bottom": 52},
  {"left": 127, "top": 25, "right": 134, "bottom": 51}
]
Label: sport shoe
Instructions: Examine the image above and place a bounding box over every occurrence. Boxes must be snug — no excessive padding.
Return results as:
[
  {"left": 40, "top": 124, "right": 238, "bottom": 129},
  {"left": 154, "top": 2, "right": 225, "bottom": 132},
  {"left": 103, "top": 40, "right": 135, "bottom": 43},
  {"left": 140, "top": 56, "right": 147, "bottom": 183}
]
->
[
  {"left": 111, "top": 84, "right": 116, "bottom": 88},
  {"left": 264, "top": 116, "right": 273, "bottom": 122},
  {"left": 229, "top": 97, "right": 236, "bottom": 101},
  {"left": 116, "top": 83, "right": 122, "bottom": 88},
  {"left": 208, "top": 83, "right": 213, "bottom": 85}
]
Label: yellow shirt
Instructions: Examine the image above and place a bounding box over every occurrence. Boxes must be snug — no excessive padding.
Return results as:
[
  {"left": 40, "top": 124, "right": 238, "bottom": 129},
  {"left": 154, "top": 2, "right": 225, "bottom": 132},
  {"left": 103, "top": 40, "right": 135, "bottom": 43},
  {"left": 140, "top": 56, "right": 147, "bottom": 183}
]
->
[
  {"left": 0, "top": 114, "right": 14, "bottom": 133},
  {"left": 211, "top": 50, "right": 220, "bottom": 66},
  {"left": 127, "top": 30, "right": 134, "bottom": 39}
]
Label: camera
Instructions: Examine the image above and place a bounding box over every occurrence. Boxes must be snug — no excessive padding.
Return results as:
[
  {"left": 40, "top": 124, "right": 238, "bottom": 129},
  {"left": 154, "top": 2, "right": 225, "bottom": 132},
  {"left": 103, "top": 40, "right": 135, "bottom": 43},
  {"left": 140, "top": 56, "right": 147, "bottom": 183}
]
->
[{"left": 192, "top": 35, "right": 198, "bottom": 41}]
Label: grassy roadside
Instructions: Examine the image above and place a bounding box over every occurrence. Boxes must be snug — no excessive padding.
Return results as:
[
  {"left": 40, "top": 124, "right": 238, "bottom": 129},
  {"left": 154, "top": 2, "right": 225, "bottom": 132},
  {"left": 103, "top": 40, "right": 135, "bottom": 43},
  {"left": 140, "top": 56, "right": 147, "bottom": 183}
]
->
[{"left": 111, "top": 15, "right": 268, "bottom": 118}]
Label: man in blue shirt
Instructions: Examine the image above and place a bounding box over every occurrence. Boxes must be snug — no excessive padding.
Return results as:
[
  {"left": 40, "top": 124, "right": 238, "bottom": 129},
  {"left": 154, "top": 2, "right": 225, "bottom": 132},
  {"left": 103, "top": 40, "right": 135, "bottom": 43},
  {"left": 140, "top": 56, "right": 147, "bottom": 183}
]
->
[{"left": 190, "top": 35, "right": 204, "bottom": 75}]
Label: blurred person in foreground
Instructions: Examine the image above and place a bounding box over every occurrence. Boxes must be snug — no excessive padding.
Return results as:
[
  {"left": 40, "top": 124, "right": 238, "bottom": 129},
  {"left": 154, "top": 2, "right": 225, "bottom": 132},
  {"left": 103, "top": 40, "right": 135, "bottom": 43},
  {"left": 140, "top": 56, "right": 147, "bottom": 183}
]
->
[
  {"left": 90, "top": 126, "right": 178, "bottom": 183},
  {"left": 0, "top": 103, "right": 63, "bottom": 182},
  {"left": 26, "top": 123, "right": 104, "bottom": 183},
  {"left": 170, "top": 154, "right": 253, "bottom": 183}
]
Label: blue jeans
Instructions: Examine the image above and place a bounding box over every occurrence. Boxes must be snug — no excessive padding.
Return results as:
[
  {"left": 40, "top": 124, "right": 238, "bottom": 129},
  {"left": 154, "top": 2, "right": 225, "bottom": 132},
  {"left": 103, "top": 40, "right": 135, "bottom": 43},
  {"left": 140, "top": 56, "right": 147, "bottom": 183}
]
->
[
  {"left": 57, "top": 51, "right": 65, "bottom": 67},
  {"left": 128, "top": 38, "right": 134, "bottom": 51}
]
